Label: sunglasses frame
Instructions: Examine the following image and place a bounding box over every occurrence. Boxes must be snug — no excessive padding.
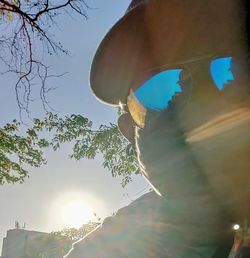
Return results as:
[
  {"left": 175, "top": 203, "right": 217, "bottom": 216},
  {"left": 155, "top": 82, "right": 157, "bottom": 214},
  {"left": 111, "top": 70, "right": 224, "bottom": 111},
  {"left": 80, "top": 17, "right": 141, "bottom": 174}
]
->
[{"left": 126, "top": 54, "right": 242, "bottom": 128}]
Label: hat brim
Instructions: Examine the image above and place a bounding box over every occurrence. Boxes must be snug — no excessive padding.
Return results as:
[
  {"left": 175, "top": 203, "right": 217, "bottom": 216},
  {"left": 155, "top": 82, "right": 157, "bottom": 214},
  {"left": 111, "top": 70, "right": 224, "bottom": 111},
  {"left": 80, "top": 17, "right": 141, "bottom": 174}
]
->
[
  {"left": 90, "top": 3, "right": 146, "bottom": 106},
  {"left": 90, "top": 0, "right": 246, "bottom": 106}
]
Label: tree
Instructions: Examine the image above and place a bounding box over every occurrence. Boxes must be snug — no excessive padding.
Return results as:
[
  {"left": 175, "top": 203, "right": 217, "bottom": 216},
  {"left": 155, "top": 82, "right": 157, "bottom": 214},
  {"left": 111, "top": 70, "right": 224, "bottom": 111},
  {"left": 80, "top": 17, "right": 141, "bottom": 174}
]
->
[
  {"left": 0, "top": 113, "right": 140, "bottom": 186},
  {"left": 36, "top": 113, "right": 140, "bottom": 187},
  {"left": 52, "top": 221, "right": 101, "bottom": 242},
  {"left": 0, "top": 2, "right": 140, "bottom": 187},
  {"left": 0, "top": 0, "right": 89, "bottom": 114},
  {"left": 0, "top": 119, "right": 48, "bottom": 184}
]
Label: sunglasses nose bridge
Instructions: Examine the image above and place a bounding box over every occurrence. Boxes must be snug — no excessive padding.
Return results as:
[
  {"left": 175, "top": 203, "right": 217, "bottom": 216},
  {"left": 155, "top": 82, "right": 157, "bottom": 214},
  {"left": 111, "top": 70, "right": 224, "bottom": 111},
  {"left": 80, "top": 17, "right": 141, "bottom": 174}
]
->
[
  {"left": 184, "top": 62, "right": 221, "bottom": 98},
  {"left": 176, "top": 65, "right": 232, "bottom": 131}
]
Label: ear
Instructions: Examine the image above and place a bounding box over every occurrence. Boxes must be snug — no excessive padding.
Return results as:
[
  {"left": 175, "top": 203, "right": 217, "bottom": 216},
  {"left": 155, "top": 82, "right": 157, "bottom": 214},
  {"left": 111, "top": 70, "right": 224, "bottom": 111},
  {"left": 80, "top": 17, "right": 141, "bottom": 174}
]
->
[{"left": 117, "top": 113, "right": 136, "bottom": 145}]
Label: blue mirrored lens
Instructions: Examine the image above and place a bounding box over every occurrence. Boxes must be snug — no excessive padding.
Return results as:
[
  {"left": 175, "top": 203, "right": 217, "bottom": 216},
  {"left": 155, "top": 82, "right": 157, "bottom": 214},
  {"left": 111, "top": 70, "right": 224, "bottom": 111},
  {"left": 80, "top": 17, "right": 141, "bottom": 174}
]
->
[
  {"left": 134, "top": 69, "right": 182, "bottom": 110},
  {"left": 210, "top": 57, "right": 234, "bottom": 90}
]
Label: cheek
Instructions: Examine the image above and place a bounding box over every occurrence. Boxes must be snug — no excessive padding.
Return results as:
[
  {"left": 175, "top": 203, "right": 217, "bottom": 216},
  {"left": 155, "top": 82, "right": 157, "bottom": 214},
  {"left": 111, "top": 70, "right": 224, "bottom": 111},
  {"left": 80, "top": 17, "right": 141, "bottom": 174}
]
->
[
  {"left": 135, "top": 118, "right": 183, "bottom": 173},
  {"left": 135, "top": 118, "right": 209, "bottom": 197},
  {"left": 189, "top": 119, "right": 250, "bottom": 218}
]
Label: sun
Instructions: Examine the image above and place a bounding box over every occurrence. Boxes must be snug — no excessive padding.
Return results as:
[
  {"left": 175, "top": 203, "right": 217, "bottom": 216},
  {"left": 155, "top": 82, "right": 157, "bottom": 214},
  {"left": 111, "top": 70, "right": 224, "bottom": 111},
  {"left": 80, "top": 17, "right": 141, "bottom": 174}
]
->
[
  {"left": 62, "top": 200, "right": 93, "bottom": 228},
  {"left": 48, "top": 190, "right": 104, "bottom": 230}
]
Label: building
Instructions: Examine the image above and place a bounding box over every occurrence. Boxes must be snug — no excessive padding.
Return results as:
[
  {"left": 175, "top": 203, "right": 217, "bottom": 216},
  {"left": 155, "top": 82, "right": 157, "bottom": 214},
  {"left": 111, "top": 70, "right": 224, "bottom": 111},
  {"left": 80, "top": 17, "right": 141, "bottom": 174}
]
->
[{"left": 1, "top": 229, "right": 72, "bottom": 258}]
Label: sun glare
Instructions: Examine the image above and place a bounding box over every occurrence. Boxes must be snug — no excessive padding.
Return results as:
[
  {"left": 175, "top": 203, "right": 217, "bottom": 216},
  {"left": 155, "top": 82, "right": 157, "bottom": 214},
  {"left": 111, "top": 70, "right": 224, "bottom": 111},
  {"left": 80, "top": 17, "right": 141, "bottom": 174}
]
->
[
  {"left": 62, "top": 201, "right": 93, "bottom": 228},
  {"left": 48, "top": 190, "right": 105, "bottom": 230}
]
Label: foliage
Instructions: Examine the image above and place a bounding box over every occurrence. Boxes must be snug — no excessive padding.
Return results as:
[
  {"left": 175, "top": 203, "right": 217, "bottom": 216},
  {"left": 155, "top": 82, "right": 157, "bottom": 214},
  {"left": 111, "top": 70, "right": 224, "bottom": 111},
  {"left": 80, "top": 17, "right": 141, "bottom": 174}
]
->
[
  {"left": 20, "top": 232, "right": 72, "bottom": 258},
  {"left": 0, "top": 0, "right": 89, "bottom": 114},
  {"left": 0, "top": 119, "right": 48, "bottom": 184},
  {"left": 0, "top": 113, "right": 140, "bottom": 186},
  {"left": 52, "top": 221, "right": 101, "bottom": 242},
  {"left": 0, "top": 2, "right": 140, "bottom": 186},
  {"left": 36, "top": 113, "right": 140, "bottom": 187}
]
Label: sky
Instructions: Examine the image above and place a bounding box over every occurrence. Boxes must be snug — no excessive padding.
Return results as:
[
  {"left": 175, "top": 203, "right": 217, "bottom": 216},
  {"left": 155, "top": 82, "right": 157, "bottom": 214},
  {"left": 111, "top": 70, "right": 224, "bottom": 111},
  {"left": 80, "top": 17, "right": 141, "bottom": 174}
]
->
[{"left": 0, "top": 0, "right": 150, "bottom": 250}]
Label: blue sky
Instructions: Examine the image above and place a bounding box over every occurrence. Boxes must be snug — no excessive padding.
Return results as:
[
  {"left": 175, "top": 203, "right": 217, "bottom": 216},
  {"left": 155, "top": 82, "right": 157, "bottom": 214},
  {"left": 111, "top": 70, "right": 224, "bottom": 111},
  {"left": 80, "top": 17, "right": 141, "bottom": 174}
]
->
[{"left": 0, "top": 0, "right": 150, "bottom": 249}]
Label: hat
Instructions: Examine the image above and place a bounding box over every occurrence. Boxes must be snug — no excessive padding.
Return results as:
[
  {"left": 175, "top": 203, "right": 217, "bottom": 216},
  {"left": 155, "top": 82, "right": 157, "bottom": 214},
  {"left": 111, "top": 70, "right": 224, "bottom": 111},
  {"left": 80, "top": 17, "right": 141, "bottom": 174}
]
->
[
  {"left": 127, "top": 0, "right": 146, "bottom": 12},
  {"left": 90, "top": 0, "right": 246, "bottom": 106}
]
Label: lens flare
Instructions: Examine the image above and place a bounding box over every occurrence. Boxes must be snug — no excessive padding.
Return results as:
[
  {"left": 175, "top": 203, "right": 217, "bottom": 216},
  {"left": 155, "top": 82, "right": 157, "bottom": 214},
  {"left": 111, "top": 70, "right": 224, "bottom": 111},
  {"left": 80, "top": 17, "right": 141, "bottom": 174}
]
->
[{"left": 62, "top": 201, "right": 93, "bottom": 228}]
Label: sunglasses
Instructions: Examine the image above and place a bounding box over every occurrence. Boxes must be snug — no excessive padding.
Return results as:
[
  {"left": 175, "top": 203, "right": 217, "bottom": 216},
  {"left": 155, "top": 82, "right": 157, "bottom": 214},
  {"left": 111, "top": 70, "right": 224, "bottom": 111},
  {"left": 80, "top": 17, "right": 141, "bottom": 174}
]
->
[{"left": 127, "top": 56, "right": 237, "bottom": 128}]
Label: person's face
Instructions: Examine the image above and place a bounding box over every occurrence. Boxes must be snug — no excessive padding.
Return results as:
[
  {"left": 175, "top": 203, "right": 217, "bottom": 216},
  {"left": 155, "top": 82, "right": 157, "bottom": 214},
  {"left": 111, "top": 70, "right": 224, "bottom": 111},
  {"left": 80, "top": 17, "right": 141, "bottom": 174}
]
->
[{"left": 133, "top": 56, "right": 250, "bottom": 219}]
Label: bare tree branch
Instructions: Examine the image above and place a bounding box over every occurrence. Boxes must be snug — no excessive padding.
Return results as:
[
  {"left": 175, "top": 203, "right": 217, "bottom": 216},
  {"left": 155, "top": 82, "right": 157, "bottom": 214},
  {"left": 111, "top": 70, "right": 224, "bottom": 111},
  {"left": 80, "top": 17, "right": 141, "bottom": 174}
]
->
[{"left": 0, "top": 0, "right": 89, "bottom": 118}]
